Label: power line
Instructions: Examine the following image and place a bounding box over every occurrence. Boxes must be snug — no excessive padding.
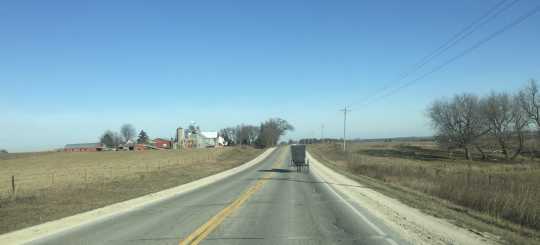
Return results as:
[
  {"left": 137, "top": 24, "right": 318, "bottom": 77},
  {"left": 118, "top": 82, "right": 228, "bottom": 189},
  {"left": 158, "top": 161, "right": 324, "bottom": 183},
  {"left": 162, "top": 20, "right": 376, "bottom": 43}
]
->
[
  {"left": 396, "top": 0, "right": 520, "bottom": 80},
  {"left": 363, "top": 4, "right": 540, "bottom": 106},
  {"left": 350, "top": 0, "right": 520, "bottom": 108}
]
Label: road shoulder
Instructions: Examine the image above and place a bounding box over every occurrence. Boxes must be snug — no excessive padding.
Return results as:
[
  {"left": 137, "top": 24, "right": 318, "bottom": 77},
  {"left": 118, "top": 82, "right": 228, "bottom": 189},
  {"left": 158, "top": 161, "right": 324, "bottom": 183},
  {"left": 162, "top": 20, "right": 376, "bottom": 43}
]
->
[
  {"left": 0, "top": 148, "right": 275, "bottom": 245},
  {"left": 308, "top": 151, "right": 501, "bottom": 245}
]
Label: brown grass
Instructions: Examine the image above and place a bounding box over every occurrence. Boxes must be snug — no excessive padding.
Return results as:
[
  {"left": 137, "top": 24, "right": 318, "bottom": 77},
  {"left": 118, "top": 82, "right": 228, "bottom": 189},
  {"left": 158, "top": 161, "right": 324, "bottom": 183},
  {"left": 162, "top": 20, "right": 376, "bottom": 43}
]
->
[
  {"left": 0, "top": 147, "right": 262, "bottom": 234},
  {"left": 309, "top": 142, "right": 540, "bottom": 244}
]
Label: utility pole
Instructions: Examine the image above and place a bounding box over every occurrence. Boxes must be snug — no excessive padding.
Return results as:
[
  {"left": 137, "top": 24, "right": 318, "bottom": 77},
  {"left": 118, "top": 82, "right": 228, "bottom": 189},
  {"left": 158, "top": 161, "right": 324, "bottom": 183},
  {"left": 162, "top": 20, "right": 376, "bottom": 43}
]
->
[{"left": 340, "top": 106, "right": 351, "bottom": 151}]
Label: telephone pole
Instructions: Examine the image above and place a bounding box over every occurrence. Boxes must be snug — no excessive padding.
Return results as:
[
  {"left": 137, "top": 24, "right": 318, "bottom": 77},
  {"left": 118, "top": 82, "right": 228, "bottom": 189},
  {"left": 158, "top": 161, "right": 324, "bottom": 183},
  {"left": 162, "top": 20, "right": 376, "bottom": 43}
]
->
[{"left": 340, "top": 106, "right": 351, "bottom": 151}]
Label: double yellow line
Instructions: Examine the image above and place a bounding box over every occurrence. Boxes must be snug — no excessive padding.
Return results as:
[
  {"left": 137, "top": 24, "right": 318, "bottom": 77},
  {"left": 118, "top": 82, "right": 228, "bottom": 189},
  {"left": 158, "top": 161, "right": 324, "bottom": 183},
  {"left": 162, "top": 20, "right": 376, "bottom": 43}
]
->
[{"left": 179, "top": 149, "right": 285, "bottom": 245}]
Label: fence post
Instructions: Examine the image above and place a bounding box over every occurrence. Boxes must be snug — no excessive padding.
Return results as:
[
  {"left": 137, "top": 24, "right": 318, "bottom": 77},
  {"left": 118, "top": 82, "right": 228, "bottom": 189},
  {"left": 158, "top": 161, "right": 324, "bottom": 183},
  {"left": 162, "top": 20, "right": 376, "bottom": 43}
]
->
[
  {"left": 11, "top": 175, "right": 16, "bottom": 199},
  {"left": 51, "top": 173, "right": 55, "bottom": 185}
]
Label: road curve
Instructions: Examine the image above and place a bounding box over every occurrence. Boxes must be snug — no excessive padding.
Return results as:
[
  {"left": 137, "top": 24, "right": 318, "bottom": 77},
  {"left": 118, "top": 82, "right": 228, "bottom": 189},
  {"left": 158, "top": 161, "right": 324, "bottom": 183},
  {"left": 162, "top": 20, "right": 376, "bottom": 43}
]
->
[{"left": 30, "top": 147, "right": 407, "bottom": 245}]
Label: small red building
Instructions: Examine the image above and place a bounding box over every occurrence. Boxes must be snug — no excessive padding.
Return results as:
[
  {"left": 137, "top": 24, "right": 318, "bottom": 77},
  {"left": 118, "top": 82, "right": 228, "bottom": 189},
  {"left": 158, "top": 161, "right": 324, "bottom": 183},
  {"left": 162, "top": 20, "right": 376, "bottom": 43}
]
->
[
  {"left": 64, "top": 143, "right": 104, "bottom": 152},
  {"left": 153, "top": 138, "right": 172, "bottom": 149}
]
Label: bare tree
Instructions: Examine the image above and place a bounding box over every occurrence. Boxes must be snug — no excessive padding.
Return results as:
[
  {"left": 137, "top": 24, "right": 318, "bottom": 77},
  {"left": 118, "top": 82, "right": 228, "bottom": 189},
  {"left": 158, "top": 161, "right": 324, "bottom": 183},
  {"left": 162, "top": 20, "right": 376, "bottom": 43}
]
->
[
  {"left": 220, "top": 118, "right": 292, "bottom": 147},
  {"left": 100, "top": 130, "right": 123, "bottom": 148},
  {"left": 257, "top": 118, "right": 294, "bottom": 147},
  {"left": 219, "top": 127, "right": 237, "bottom": 145},
  {"left": 235, "top": 125, "right": 244, "bottom": 144},
  {"left": 236, "top": 125, "right": 259, "bottom": 145},
  {"left": 120, "top": 124, "right": 136, "bottom": 143},
  {"left": 428, "top": 94, "right": 488, "bottom": 160},
  {"left": 482, "top": 92, "right": 529, "bottom": 159},
  {"left": 518, "top": 79, "right": 540, "bottom": 128},
  {"left": 246, "top": 125, "right": 260, "bottom": 145}
]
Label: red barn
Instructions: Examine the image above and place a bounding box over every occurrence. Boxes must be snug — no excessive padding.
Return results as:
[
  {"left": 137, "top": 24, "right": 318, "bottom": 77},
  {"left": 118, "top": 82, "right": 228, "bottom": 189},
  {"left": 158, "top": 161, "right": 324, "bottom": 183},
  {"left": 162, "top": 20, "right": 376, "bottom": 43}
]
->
[
  {"left": 153, "top": 138, "right": 171, "bottom": 149},
  {"left": 64, "top": 143, "right": 104, "bottom": 152}
]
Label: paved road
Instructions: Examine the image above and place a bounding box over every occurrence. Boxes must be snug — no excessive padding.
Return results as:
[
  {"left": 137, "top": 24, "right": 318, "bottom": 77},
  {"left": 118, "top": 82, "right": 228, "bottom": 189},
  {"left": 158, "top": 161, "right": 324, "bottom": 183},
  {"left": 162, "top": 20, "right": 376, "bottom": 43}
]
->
[{"left": 31, "top": 147, "right": 406, "bottom": 245}]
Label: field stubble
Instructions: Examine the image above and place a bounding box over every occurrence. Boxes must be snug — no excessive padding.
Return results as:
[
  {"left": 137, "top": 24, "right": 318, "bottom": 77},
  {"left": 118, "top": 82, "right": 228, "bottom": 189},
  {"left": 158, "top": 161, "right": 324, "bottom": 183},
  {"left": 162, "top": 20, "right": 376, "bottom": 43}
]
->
[{"left": 0, "top": 147, "right": 262, "bottom": 234}]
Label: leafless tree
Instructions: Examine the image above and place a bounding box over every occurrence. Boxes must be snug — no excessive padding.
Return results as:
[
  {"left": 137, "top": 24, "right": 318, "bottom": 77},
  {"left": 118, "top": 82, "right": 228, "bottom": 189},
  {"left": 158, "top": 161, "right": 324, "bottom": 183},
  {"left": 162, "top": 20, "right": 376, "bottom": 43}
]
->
[
  {"left": 100, "top": 130, "right": 123, "bottom": 148},
  {"left": 220, "top": 118, "right": 292, "bottom": 147},
  {"left": 518, "top": 79, "right": 540, "bottom": 128},
  {"left": 235, "top": 125, "right": 245, "bottom": 144},
  {"left": 428, "top": 94, "right": 488, "bottom": 160},
  {"left": 120, "top": 124, "right": 136, "bottom": 143},
  {"left": 481, "top": 92, "right": 529, "bottom": 160},
  {"left": 245, "top": 125, "right": 260, "bottom": 144},
  {"left": 219, "top": 127, "right": 237, "bottom": 145},
  {"left": 236, "top": 125, "right": 259, "bottom": 145},
  {"left": 257, "top": 118, "right": 294, "bottom": 147}
]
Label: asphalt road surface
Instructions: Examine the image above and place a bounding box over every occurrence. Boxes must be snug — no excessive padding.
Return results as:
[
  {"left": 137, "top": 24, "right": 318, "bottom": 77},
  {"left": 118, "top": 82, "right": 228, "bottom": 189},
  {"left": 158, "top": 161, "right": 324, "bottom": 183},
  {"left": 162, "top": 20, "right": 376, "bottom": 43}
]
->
[{"left": 31, "top": 147, "right": 407, "bottom": 245}]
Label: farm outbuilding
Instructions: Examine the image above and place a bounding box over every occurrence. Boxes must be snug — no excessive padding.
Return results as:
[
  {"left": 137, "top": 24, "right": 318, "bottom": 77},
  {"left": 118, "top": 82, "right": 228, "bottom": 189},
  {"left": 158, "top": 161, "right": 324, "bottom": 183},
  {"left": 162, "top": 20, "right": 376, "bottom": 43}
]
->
[
  {"left": 153, "top": 138, "right": 172, "bottom": 149},
  {"left": 187, "top": 131, "right": 224, "bottom": 148},
  {"left": 64, "top": 143, "right": 104, "bottom": 152}
]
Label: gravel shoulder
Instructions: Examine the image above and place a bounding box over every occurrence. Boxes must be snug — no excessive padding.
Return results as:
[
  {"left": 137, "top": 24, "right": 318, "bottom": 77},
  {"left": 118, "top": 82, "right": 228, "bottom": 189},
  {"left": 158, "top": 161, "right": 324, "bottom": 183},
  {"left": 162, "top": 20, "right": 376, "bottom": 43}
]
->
[{"left": 308, "top": 152, "right": 502, "bottom": 245}]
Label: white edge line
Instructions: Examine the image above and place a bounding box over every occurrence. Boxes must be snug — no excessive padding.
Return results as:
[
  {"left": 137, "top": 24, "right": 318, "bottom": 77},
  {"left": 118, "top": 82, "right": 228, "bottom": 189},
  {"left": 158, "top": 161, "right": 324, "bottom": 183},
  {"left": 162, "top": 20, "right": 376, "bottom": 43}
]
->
[
  {"left": 308, "top": 152, "right": 400, "bottom": 245},
  {"left": 0, "top": 147, "right": 276, "bottom": 245}
]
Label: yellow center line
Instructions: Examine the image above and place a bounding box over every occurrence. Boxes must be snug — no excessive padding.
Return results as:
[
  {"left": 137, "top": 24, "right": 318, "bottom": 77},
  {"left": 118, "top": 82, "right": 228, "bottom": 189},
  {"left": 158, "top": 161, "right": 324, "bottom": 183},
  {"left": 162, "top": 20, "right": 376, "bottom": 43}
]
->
[{"left": 179, "top": 150, "right": 285, "bottom": 245}]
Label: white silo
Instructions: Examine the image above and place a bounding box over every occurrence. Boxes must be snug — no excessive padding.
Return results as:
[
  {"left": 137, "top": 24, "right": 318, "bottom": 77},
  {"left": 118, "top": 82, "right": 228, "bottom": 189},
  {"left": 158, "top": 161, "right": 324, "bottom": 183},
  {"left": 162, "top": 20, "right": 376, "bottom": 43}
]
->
[{"left": 176, "top": 127, "right": 185, "bottom": 149}]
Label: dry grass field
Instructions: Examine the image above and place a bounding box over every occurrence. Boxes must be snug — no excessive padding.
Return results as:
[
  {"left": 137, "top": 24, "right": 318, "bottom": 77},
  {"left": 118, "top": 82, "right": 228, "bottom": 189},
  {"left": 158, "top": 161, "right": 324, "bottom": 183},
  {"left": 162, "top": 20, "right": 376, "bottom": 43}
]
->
[
  {"left": 309, "top": 142, "right": 540, "bottom": 245},
  {"left": 0, "top": 147, "right": 263, "bottom": 234}
]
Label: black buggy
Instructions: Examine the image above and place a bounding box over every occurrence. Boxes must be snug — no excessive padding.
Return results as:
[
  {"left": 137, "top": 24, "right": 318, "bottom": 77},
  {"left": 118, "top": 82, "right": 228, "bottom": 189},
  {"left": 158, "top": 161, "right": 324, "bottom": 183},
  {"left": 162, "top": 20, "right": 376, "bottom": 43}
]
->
[{"left": 290, "top": 144, "right": 309, "bottom": 172}]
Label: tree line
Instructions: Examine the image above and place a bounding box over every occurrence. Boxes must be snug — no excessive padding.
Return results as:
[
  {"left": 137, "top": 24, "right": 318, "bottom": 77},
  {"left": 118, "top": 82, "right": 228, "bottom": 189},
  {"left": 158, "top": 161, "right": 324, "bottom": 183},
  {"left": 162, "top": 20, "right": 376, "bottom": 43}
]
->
[
  {"left": 219, "top": 118, "right": 294, "bottom": 148},
  {"left": 428, "top": 79, "right": 540, "bottom": 160},
  {"left": 99, "top": 118, "right": 293, "bottom": 149}
]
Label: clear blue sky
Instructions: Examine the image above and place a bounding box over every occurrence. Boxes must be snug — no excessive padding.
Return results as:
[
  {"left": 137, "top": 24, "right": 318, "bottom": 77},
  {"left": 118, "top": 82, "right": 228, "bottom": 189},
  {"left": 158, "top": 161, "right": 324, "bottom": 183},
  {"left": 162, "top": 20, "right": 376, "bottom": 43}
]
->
[{"left": 1, "top": 0, "right": 539, "bottom": 152}]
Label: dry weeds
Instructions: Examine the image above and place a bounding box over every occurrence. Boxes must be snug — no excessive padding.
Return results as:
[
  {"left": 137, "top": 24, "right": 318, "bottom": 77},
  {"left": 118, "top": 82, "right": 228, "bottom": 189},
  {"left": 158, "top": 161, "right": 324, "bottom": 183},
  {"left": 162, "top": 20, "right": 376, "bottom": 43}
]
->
[{"left": 309, "top": 142, "right": 540, "bottom": 244}]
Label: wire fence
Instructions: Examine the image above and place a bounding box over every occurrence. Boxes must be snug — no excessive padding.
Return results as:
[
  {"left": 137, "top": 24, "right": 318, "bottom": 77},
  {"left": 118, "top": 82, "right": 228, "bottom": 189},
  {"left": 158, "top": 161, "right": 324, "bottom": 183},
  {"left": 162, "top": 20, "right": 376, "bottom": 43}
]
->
[{"left": 0, "top": 148, "right": 227, "bottom": 200}]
